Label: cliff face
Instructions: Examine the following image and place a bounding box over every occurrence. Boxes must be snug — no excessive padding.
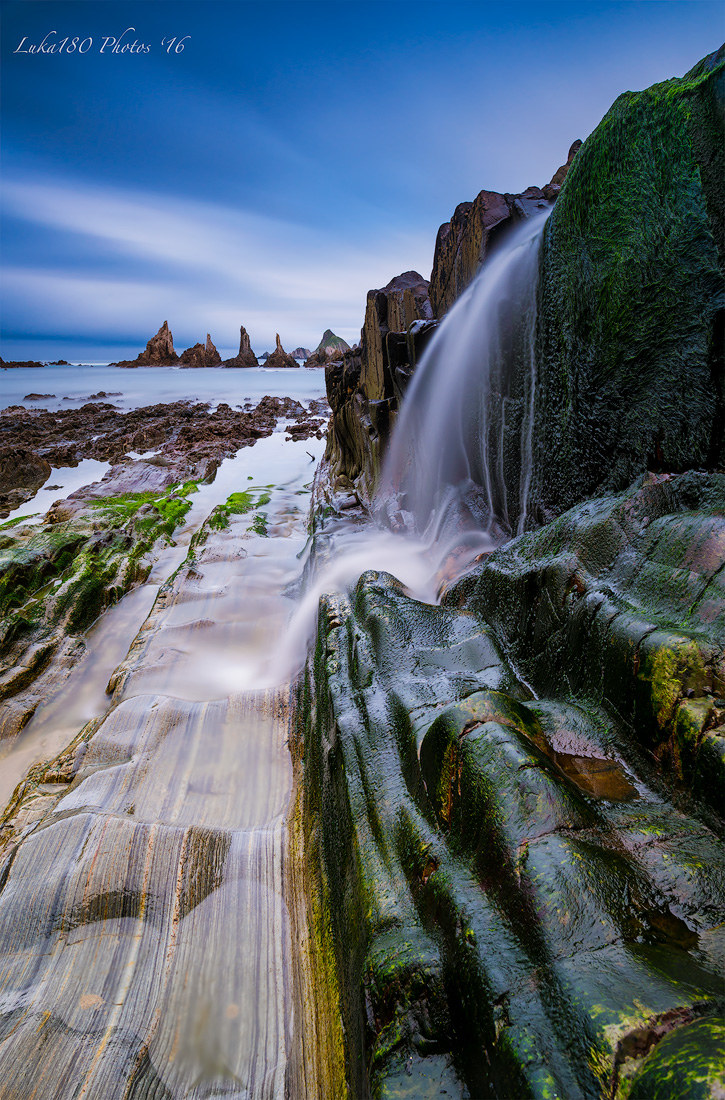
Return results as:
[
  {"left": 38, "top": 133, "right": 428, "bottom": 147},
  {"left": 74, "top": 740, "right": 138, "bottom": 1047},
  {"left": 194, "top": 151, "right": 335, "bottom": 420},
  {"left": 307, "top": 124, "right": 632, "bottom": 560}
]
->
[
  {"left": 323, "top": 272, "right": 435, "bottom": 502},
  {"left": 324, "top": 47, "right": 724, "bottom": 523},
  {"left": 533, "top": 45, "right": 725, "bottom": 518},
  {"left": 428, "top": 144, "right": 581, "bottom": 319},
  {"left": 322, "top": 157, "right": 579, "bottom": 504}
]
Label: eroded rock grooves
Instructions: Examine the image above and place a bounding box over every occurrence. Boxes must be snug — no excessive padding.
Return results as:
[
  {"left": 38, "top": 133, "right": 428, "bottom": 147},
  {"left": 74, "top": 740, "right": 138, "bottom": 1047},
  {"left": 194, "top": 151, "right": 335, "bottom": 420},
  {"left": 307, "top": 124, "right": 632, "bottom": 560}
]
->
[
  {"left": 0, "top": 42, "right": 723, "bottom": 1100},
  {"left": 0, "top": 433, "right": 342, "bottom": 1098},
  {"left": 296, "top": 44, "right": 725, "bottom": 1099}
]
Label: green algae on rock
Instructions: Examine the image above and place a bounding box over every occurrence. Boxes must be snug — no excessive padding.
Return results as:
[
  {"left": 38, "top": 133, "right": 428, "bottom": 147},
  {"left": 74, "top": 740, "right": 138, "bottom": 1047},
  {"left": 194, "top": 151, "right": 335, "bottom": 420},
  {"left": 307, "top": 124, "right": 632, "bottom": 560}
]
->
[
  {"left": 446, "top": 470, "right": 725, "bottom": 812},
  {"left": 296, "top": 565, "right": 725, "bottom": 1098},
  {"left": 533, "top": 45, "right": 725, "bottom": 518},
  {"left": 0, "top": 481, "right": 198, "bottom": 740}
]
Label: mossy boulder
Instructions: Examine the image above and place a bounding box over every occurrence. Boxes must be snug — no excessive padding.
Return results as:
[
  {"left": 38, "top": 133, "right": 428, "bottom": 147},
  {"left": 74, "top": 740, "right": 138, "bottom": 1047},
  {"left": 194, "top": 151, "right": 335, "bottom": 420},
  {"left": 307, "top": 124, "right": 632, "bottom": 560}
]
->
[
  {"left": 446, "top": 470, "right": 725, "bottom": 811},
  {"left": 533, "top": 45, "right": 725, "bottom": 518},
  {"left": 298, "top": 565, "right": 725, "bottom": 1098}
]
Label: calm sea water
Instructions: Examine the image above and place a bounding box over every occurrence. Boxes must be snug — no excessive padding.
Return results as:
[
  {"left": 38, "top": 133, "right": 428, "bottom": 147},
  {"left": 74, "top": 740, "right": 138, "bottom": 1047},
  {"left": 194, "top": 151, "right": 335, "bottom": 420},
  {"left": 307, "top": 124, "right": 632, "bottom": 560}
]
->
[{"left": 0, "top": 364, "right": 327, "bottom": 413}]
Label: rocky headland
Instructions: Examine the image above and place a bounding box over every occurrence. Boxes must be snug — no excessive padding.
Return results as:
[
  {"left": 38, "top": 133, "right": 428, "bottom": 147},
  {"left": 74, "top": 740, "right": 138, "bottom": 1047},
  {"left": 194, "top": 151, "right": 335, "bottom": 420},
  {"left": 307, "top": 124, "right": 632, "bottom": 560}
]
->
[
  {"left": 294, "top": 44, "right": 725, "bottom": 1099},
  {"left": 304, "top": 329, "right": 352, "bottom": 369},
  {"left": 0, "top": 43, "right": 723, "bottom": 1100}
]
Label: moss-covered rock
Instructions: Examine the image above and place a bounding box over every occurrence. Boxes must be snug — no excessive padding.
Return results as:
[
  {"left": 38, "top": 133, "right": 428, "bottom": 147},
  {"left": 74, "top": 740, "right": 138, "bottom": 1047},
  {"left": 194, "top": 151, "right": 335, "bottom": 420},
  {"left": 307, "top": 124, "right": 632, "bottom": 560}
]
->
[
  {"left": 0, "top": 482, "right": 198, "bottom": 736},
  {"left": 533, "top": 45, "right": 725, "bottom": 518},
  {"left": 446, "top": 470, "right": 725, "bottom": 811},
  {"left": 297, "top": 565, "right": 725, "bottom": 1098}
]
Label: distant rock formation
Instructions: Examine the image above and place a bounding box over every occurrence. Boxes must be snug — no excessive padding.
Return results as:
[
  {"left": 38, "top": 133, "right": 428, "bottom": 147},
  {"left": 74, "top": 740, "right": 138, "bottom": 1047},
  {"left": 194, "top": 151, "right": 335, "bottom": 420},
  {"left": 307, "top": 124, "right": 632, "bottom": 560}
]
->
[
  {"left": 0, "top": 358, "right": 44, "bottom": 369},
  {"left": 263, "top": 334, "right": 298, "bottom": 369},
  {"left": 290, "top": 347, "right": 313, "bottom": 361},
  {"left": 136, "top": 321, "right": 179, "bottom": 366},
  {"left": 180, "top": 333, "right": 223, "bottom": 368},
  {"left": 223, "top": 326, "right": 259, "bottom": 368},
  {"left": 305, "top": 329, "right": 351, "bottom": 368}
]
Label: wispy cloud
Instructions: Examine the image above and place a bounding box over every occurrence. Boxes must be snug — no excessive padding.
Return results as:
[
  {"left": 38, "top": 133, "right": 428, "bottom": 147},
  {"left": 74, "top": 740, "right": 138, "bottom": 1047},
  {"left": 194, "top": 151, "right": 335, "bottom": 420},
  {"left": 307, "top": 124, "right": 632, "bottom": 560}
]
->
[{"left": 2, "top": 174, "right": 432, "bottom": 352}]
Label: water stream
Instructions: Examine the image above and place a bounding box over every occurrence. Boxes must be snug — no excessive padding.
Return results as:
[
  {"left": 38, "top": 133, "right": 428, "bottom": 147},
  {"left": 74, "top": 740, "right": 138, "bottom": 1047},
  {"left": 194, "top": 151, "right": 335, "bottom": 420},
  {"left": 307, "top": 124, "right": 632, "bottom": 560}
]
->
[
  {"left": 0, "top": 215, "right": 560, "bottom": 1096},
  {"left": 379, "top": 212, "right": 549, "bottom": 543}
]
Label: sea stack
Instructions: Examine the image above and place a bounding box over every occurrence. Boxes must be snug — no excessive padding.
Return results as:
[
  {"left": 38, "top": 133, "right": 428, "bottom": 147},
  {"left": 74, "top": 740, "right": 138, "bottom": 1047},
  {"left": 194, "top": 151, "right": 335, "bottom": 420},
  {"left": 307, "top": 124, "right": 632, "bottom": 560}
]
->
[
  {"left": 304, "top": 328, "right": 351, "bottom": 367},
  {"left": 264, "top": 334, "right": 298, "bottom": 369},
  {"left": 223, "top": 325, "right": 259, "bottom": 368},
  {"left": 135, "top": 321, "right": 179, "bottom": 366},
  {"left": 180, "top": 333, "right": 223, "bottom": 368}
]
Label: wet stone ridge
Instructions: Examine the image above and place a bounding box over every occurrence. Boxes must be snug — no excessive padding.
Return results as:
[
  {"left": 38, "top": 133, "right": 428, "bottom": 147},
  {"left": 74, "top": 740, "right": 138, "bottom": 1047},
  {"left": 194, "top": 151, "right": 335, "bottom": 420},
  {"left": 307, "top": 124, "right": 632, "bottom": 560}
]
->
[
  {"left": 447, "top": 471, "right": 725, "bottom": 814},
  {"left": 298, "top": 558, "right": 725, "bottom": 1098}
]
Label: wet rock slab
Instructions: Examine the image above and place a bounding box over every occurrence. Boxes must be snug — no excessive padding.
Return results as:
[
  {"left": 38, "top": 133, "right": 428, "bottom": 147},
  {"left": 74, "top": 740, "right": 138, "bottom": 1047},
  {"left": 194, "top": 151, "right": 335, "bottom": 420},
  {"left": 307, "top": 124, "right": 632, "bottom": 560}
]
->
[{"left": 297, "top": 470, "right": 725, "bottom": 1098}]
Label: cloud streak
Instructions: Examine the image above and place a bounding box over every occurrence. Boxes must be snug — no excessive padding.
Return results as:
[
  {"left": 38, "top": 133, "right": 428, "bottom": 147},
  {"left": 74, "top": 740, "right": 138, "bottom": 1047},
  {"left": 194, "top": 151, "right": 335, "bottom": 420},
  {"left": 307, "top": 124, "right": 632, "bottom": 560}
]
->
[{"left": 2, "top": 174, "right": 432, "bottom": 353}]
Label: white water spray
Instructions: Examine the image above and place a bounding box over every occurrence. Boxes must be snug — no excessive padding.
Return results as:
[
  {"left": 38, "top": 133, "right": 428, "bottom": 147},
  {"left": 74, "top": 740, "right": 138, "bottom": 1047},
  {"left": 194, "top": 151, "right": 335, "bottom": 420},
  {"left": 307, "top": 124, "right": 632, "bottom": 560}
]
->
[{"left": 378, "top": 211, "right": 549, "bottom": 542}]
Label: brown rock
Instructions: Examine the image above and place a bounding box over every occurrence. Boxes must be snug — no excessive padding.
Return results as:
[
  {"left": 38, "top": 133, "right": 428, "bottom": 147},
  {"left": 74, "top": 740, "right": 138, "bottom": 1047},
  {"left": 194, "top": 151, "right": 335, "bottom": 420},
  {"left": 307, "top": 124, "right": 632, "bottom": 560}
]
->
[
  {"left": 0, "top": 447, "right": 51, "bottom": 495},
  {"left": 264, "top": 334, "right": 298, "bottom": 369},
  {"left": 427, "top": 148, "right": 579, "bottom": 318},
  {"left": 134, "top": 321, "right": 178, "bottom": 366},
  {"left": 223, "top": 326, "right": 259, "bottom": 368},
  {"left": 180, "top": 333, "right": 223, "bottom": 368},
  {"left": 542, "top": 140, "right": 582, "bottom": 200}
]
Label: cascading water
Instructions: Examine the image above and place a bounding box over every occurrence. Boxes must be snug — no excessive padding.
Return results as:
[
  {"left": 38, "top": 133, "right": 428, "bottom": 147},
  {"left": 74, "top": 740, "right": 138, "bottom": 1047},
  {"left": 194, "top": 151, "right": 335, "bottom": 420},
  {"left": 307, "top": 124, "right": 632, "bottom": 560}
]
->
[
  {"left": 276, "top": 212, "right": 551, "bottom": 674},
  {"left": 378, "top": 210, "right": 550, "bottom": 550}
]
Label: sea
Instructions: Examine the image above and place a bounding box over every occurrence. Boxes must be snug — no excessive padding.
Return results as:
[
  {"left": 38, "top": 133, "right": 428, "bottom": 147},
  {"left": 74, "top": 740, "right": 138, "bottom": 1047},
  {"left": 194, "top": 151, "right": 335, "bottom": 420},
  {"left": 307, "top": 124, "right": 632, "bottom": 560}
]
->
[{"left": 0, "top": 363, "right": 327, "bottom": 414}]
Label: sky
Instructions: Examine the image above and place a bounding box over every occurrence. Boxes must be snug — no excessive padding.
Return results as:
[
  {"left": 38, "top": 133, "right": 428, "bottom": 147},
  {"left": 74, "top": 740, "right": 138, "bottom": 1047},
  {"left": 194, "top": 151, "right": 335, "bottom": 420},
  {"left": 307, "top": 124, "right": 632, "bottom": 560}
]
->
[{"left": 1, "top": 0, "right": 722, "bottom": 360}]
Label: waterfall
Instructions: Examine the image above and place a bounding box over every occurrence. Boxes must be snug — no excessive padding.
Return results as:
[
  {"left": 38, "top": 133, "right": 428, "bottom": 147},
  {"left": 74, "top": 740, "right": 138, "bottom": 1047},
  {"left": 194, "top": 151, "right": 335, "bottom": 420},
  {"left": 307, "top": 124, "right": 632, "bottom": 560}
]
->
[{"left": 378, "top": 210, "right": 550, "bottom": 548}]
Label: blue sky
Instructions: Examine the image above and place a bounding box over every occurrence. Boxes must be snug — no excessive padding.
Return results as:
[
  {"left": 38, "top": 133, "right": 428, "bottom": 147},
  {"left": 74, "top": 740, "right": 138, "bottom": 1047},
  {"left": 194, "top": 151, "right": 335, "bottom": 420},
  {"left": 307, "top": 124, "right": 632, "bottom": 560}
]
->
[{"left": 1, "top": 0, "right": 722, "bottom": 359}]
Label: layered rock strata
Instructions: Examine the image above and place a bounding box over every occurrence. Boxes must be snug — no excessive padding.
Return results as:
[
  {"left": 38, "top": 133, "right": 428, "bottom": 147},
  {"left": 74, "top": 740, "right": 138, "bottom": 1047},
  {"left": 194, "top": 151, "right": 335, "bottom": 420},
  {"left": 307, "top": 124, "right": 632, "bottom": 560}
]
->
[
  {"left": 298, "top": 478, "right": 725, "bottom": 1096},
  {"left": 324, "top": 272, "right": 435, "bottom": 503}
]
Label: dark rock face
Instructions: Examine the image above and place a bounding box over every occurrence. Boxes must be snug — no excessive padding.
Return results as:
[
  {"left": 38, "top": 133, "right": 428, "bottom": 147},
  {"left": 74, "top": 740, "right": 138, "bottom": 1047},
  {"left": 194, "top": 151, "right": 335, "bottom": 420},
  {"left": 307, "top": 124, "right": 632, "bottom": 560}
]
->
[
  {"left": 427, "top": 158, "right": 579, "bottom": 320},
  {"left": 324, "top": 272, "right": 435, "bottom": 503},
  {"left": 0, "top": 359, "right": 44, "bottom": 369},
  {"left": 179, "top": 333, "right": 222, "bottom": 368},
  {"left": 223, "top": 325, "right": 259, "bottom": 369},
  {"left": 532, "top": 46, "right": 725, "bottom": 518},
  {"left": 448, "top": 469, "right": 725, "bottom": 811},
  {"left": 264, "top": 334, "right": 298, "bottom": 369},
  {"left": 128, "top": 320, "right": 179, "bottom": 367},
  {"left": 304, "top": 330, "right": 351, "bottom": 369},
  {"left": 299, "top": 538, "right": 725, "bottom": 1098},
  {"left": 0, "top": 447, "right": 51, "bottom": 496}
]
